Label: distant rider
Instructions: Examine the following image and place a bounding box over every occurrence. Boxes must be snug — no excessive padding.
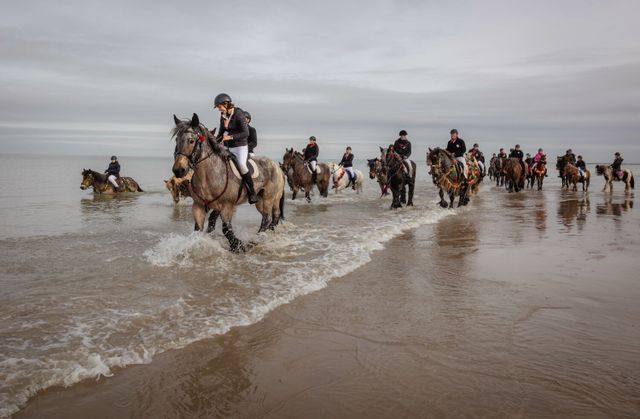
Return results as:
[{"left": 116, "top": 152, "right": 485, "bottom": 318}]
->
[
  {"left": 214, "top": 93, "right": 257, "bottom": 204},
  {"left": 498, "top": 148, "right": 507, "bottom": 159},
  {"left": 575, "top": 155, "right": 586, "bottom": 178},
  {"left": 446, "top": 129, "right": 467, "bottom": 179},
  {"left": 470, "top": 143, "right": 485, "bottom": 176},
  {"left": 510, "top": 144, "right": 525, "bottom": 173},
  {"left": 339, "top": 146, "right": 356, "bottom": 189},
  {"left": 612, "top": 152, "right": 624, "bottom": 180},
  {"left": 303, "top": 136, "right": 320, "bottom": 183},
  {"left": 393, "top": 130, "right": 413, "bottom": 176},
  {"left": 105, "top": 156, "right": 121, "bottom": 191},
  {"left": 531, "top": 148, "right": 547, "bottom": 176},
  {"left": 245, "top": 111, "right": 257, "bottom": 158}
]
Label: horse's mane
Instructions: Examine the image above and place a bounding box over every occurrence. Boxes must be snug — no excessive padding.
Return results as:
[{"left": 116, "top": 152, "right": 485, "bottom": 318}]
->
[
  {"left": 172, "top": 120, "right": 226, "bottom": 157},
  {"left": 83, "top": 169, "right": 107, "bottom": 181}
]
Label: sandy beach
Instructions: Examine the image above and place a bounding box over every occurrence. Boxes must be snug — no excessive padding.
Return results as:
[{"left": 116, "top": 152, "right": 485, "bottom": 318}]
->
[{"left": 13, "top": 185, "right": 640, "bottom": 419}]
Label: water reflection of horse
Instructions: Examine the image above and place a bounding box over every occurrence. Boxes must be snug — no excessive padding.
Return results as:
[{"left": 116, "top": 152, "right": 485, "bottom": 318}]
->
[
  {"left": 595, "top": 165, "right": 635, "bottom": 193},
  {"left": 557, "top": 194, "right": 590, "bottom": 231},
  {"left": 80, "top": 169, "right": 143, "bottom": 194},
  {"left": 596, "top": 194, "right": 634, "bottom": 216}
]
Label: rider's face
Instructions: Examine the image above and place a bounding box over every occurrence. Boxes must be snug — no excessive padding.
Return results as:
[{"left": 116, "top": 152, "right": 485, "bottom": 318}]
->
[{"left": 450, "top": 133, "right": 458, "bottom": 141}]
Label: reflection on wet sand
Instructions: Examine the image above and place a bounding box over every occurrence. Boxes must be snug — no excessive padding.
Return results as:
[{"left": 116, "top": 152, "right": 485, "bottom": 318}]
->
[
  {"left": 596, "top": 193, "right": 634, "bottom": 217},
  {"left": 556, "top": 191, "right": 590, "bottom": 232}
]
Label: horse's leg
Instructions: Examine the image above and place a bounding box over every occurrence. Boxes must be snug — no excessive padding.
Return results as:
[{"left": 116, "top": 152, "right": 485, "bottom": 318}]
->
[
  {"left": 220, "top": 209, "right": 244, "bottom": 253},
  {"left": 439, "top": 188, "right": 448, "bottom": 208},
  {"left": 192, "top": 204, "right": 207, "bottom": 232},
  {"left": 400, "top": 183, "right": 407, "bottom": 204},
  {"left": 256, "top": 198, "right": 270, "bottom": 233},
  {"left": 407, "top": 177, "right": 415, "bottom": 206},
  {"left": 206, "top": 210, "right": 220, "bottom": 233},
  {"left": 449, "top": 191, "right": 455, "bottom": 208},
  {"left": 305, "top": 182, "right": 311, "bottom": 203},
  {"left": 292, "top": 185, "right": 298, "bottom": 200}
]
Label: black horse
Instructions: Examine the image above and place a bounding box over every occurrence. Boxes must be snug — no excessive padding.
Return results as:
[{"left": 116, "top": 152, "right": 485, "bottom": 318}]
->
[{"left": 381, "top": 147, "right": 416, "bottom": 209}]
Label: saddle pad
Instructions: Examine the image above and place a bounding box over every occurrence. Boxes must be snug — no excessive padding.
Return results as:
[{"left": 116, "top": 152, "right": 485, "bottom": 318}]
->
[
  {"left": 306, "top": 162, "right": 321, "bottom": 174},
  {"left": 230, "top": 159, "right": 260, "bottom": 180}
]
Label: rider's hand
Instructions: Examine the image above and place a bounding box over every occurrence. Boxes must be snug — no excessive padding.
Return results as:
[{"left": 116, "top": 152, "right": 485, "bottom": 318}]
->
[{"left": 223, "top": 134, "right": 233, "bottom": 141}]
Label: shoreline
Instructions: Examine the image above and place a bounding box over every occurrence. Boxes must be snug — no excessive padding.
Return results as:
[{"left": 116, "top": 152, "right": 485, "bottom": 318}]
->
[{"left": 14, "top": 189, "right": 640, "bottom": 418}]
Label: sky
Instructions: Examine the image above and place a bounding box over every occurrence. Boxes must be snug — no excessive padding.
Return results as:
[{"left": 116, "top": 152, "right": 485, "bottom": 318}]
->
[{"left": 1, "top": 0, "right": 639, "bottom": 162}]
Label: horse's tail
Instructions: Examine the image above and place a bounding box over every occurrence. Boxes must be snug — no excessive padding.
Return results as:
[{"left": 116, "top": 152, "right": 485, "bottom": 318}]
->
[
  {"left": 630, "top": 173, "right": 635, "bottom": 189},
  {"left": 137, "top": 184, "right": 144, "bottom": 192},
  {"left": 279, "top": 182, "right": 286, "bottom": 220}
]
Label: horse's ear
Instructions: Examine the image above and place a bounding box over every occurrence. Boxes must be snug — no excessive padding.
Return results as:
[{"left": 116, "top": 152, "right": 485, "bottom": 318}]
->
[
  {"left": 379, "top": 146, "right": 384, "bottom": 152},
  {"left": 191, "top": 113, "right": 200, "bottom": 128},
  {"left": 173, "top": 114, "right": 181, "bottom": 125},
  {"left": 428, "top": 147, "right": 432, "bottom": 152}
]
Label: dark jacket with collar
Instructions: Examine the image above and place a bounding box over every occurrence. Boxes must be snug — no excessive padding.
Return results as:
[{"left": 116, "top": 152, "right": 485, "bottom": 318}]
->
[
  {"left": 217, "top": 107, "right": 249, "bottom": 148},
  {"left": 446, "top": 138, "right": 466, "bottom": 158},
  {"left": 393, "top": 138, "right": 412, "bottom": 158},
  {"left": 339, "top": 153, "right": 354, "bottom": 168},
  {"left": 105, "top": 161, "right": 120, "bottom": 177},
  {"left": 303, "top": 143, "right": 319, "bottom": 161}
]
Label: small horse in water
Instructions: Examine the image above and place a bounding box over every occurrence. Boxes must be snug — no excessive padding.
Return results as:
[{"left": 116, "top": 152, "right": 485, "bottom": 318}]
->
[
  {"left": 381, "top": 147, "right": 415, "bottom": 208},
  {"left": 80, "top": 169, "right": 143, "bottom": 194},
  {"left": 595, "top": 165, "right": 635, "bottom": 193},
  {"left": 563, "top": 163, "right": 590, "bottom": 192},
  {"left": 501, "top": 158, "right": 524, "bottom": 193},
  {"left": 367, "top": 157, "right": 388, "bottom": 196},
  {"left": 491, "top": 157, "right": 505, "bottom": 187},
  {"left": 427, "top": 147, "right": 479, "bottom": 208},
  {"left": 531, "top": 159, "right": 547, "bottom": 191},
  {"left": 556, "top": 155, "right": 573, "bottom": 188},
  {"left": 329, "top": 163, "right": 364, "bottom": 193},
  {"left": 172, "top": 114, "right": 285, "bottom": 252},
  {"left": 281, "top": 148, "right": 330, "bottom": 202}
]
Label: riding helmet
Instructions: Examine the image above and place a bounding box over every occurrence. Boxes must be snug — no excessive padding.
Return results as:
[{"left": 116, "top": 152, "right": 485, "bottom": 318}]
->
[
  {"left": 473, "top": 143, "right": 479, "bottom": 148},
  {"left": 615, "top": 152, "right": 620, "bottom": 156},
  {"left": 450, "top": 129, "right": 458, "bottom": 134},
  {"left": 399, "top": 130, "right": 408, "bottom": 136},
  {"left": 244, "top": 111, "right": 251, "bottom": 121},
  {"left": 309, "top": 136, "right": 316, "bottom": 141},
  {"left": 538, "top": 148, "right": 543, "bottom": 152},
  {"left": 515, "top": 144, "right": 521, "bottom": 149},
  {"left": 214, "top": 93, "right": 232, "bottom": 106},
  {"left": 111, "top": 155, "right": 117, "bottom": 160}
]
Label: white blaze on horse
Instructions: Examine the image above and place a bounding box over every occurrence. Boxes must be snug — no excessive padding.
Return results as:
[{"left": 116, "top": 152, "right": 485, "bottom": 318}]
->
[
  {"left": 595, "top": 165, "right": 635, "bottom": 193},
  {"left": 329, "top": 163, "right": 364, "bottom": 193}
]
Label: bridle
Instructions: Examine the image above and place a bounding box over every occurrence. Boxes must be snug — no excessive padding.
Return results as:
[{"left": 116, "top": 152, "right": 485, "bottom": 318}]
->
[{"left": 174, "top": 126, "right": 216, "bottom": 168}]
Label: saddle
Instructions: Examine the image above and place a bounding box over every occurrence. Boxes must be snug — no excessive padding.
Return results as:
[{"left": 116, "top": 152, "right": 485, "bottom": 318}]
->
[
  {"left": 228, "top": 156, "right": 260, "bottom": 180},
  {"left": 305, "top": 162, "right": 319, "bottom": 174}
]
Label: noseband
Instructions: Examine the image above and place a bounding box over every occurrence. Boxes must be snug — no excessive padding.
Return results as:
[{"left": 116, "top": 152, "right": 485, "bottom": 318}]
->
[{"left": 175, "top": 128, "right": 215, "bottom": 167}]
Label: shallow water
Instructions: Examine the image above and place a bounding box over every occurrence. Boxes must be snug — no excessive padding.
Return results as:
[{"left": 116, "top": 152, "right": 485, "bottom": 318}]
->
[{"left": 1, "top": 154, "right": 458, "bottom": 417}]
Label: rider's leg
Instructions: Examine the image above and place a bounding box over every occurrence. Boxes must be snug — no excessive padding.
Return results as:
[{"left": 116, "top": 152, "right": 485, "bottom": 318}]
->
[
  {"left": 229, "top": 145, "right": 258, "bottom": 204},
  {"left": 311, "top": 160, "right": 318, "bottom": 183},
  {"left": 108, "top": 175, "right": 119, "bottom": 190},
  {"left": 345, "top": 167, "right": 356, "bottom": 188},
  {"left": 456, "top": 157, "right": 468, "bottom": 179}
]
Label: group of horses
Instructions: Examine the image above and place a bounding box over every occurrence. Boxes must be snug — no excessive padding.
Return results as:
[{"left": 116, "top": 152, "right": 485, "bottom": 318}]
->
[{"left": 78, "top": 114, "right": 635, "bottom": 252}]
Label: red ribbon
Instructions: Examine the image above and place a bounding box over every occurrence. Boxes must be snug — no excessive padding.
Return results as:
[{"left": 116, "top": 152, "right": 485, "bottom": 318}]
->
[{"left": 198, "top": 135, "right": 205, "bottom": 143}]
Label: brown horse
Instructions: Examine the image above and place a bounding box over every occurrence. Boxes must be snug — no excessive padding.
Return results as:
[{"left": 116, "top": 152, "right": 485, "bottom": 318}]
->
[
  {"left": 382, "top": 148, "right": 416, "bottom": 208},
  {"left": 563, "top": 163, "right": 590, "bottom": 192},
  {"left": 427, "top": 148, "right": 480, "bottom": 207},
  {"left": 531, "top": 159, "right": 547, "bottom": 191},
  {"left": 80, "top": 169, "right": 143, "bottom": 194},
  {"left": 501, "top": 158, "right": 524, "bottom": 193},
  {"left": 281, "top": 148, "right": 330, "bottom": 202},
  {"left": 367, "top": 157, "right": 388, "bottom": 196},
  {"left": 165, "top": 171, "right": 193, "bottom": 203},
  {"left": 172, "top": 114, "right": 285, "bottom": 252}
]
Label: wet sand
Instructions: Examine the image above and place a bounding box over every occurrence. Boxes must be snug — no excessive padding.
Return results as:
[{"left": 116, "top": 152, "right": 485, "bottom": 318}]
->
[{"left": 15, "top": 188, "right": 640, "bottom": 418}]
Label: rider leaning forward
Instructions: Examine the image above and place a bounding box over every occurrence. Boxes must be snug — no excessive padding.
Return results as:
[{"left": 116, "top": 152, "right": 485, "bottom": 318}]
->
[{"left": 213, "top": 93, "right": 258, "bottom": 204}]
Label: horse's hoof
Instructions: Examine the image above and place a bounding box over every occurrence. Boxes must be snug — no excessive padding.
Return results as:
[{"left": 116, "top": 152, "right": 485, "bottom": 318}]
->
[{"left": 439, "top": 202, "right": 448, "bottom": 208}]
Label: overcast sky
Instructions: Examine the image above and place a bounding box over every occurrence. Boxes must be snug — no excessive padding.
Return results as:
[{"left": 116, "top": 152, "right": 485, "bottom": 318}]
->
[{"left": 1, "top": 0, "right": 639, "bottom": 162}]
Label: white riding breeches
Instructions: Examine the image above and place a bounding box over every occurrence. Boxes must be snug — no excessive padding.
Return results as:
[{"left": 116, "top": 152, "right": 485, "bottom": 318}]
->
[
  {"left": 344, "top": 167, "right": 355, "bottom": 179},
  {"left": 456, "top": 156, "right": 468, "bottom": 178},
  {"left": 228, "top": 145, "right": 249, "bottom": 175},
  {"left": 108, "top": 175, "right": 119, "bottom": 188},
  {"left": 478, "top": 161, "right": 485, "bottom": 174},
  {"left": 578, "top": 168, "right": 585, "bottom": 177},
  {"left": 309, "top": 160, "right": 317, "bottom": 173},
  {"left": 402, "top": 157, "right": 412, "bottom": 175}
]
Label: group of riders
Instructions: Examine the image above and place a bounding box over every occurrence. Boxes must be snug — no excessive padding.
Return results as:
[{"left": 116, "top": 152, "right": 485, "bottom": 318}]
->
[{"left": 105, "top": 93, "right": 629, "bottom": 197}]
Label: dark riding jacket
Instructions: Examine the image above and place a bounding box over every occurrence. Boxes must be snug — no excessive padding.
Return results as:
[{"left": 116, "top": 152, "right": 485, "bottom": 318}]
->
[
  {"left": 566, "top": 153, "right": 576, "bottom": 165},
  {"left": 510, "top": 149, "right": 524, "bottom": 161},
  {"left": 339, "top": 153, "right": 354, "bottom": 168},
  {"left": 217, "top": 107, "right": 249, "bottom": 148},
  {"left": 575, "top": 160, "right": 586, "bottom": 171},
  {"left": 471, "top": 149, "right": 485, "bottom": 163},
  {"left": 105, "top": 162, "right": 120, "bottom": 178},
  {"left": 303, "top": 143, "right": 319, "bottom": 161},
  {"left": 446, "top": 138, "right": 466, "bottom": 157},
  {"left": 612, "top": 157, "right": 623, "bottom": 172},
  {"left": 393, "top": 138, "right": 412, "bottom": 158},
  {"left": 498, "top": 152, "right": 507, "bottom": 158},
  {"left": 247, "top": 125, "right": 257, "bottom": 153}
]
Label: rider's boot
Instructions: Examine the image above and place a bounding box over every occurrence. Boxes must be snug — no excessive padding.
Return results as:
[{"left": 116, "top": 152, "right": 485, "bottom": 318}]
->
[
  {"left": 242, "top": 173, "right": 258, "bottom": 204},
  {"left": 311, "top": 170, "right": 318, "bottom": 184}
]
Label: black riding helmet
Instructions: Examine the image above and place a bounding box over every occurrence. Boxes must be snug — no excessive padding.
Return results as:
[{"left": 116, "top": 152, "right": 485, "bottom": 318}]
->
[
  {"left": 111, "top": 156, "right": 117, "bottom": 160},
  {"left": 244, "top": 111, "right": 251, "bottom": 121},
  {"left": 399, "top": 130, "right": 408, "bottom": 136},
  {"left": 473, "top": 143, "right": 479, "bottom": 148},
  {"left": 214, "top": 93, "right": 232, "bottom": 106},
  {"left": 450, "top": 129, "right": 458, "bottom": 134}
]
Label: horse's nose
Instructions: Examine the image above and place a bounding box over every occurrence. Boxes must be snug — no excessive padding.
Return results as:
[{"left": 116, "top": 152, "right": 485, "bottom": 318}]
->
[
  {"left": 80, "top": 185, "right": 85, "bottom": 190},
  {"left": 173, "top": 168, "right": 187, "bottom": 178}
]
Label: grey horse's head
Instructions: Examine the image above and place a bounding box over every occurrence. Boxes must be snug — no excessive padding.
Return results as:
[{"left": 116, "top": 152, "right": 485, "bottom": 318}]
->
[{"left": 171, "top": 113, "right": 219, "bottom": 178}]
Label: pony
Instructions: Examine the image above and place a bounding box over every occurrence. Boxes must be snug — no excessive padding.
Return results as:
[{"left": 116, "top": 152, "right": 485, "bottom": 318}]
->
[
  {"left": 381, "top": 147, "right": 416, "bottom": 208},
  {"left": 595, "top": 165, "right": 635, "bottom": 193},
  {"left": 165, "top": 171, "right": 193, "bottom": 203},
  {"left": 80, "top": 169, "right": 143, "bottom": 194},
  {"left": 329, "top": 162, "right": 364, "bottom": 193},
  {"left": 563, "top": 163, "right": 590, "bottom": 192},
  {"left": 172, "top": 114, "right": 285, "bottom": 252},
  {"left": 279, "top": 163, "right": 295, "bottom": 192},
  {"left": 531, "top": 159, "right": 547, "bottom": 191},
  {"left": 491, "top": 157, "right": 505, "bottom": 187},
  {"left": 501, "top": 158, "right": 524, "bottom": 193},
  {"left": 556, "top": 155, "right": 574, "bottom": 188},
  {"left": 281, "top": 148, "right": 330, "bottom": 202},
  {"left": 367, "top": 157, "right": 388, "bottom": 196},
  {"left": 426, "top": 147, "right": 480, "bottom": 208}
]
